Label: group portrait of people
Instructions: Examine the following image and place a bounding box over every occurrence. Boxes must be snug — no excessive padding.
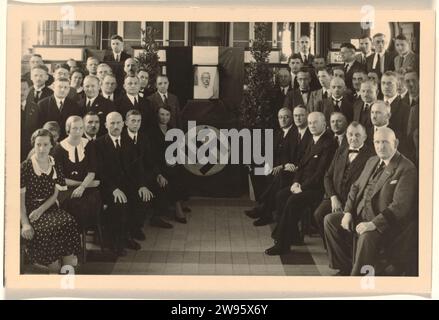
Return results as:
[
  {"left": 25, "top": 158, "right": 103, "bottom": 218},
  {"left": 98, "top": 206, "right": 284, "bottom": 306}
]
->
[{"left": 19, "top": 31, "right": 419, "bottom": 277}]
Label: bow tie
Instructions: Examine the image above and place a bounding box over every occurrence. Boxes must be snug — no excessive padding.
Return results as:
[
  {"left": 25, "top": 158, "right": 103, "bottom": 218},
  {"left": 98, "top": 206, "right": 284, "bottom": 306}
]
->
[
  {"left": 348, "top": 149, "right": 360, "bottom": 154},
  {"left": 300, "top": 90, "right": 308, "bottom": 94}
]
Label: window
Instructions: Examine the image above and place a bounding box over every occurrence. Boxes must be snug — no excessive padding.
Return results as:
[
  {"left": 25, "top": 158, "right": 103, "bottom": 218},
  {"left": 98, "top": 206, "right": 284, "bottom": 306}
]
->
[
  {"left": 145, "top": 21, "right": 164, "bottom": 46},
  {"left": 38, "top": 21, "right": 97, "bottom": 46},
  {"left": 232, "top": 22, "right": 250, "bottom": 48},
  {"left": 169, "top": 22, "right": 185, "bottom": 47},
  {"left": 101, "top": 21, "right": 117, "bottom": 50}
]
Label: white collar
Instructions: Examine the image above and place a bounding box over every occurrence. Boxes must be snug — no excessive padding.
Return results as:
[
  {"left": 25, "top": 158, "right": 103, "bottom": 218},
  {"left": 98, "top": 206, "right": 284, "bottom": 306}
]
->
[
  {"left": 384, "top": 94, "right": 398, "bottom": 105},
  {"left": 364, "top": 52, "right": 373, "bottom": 58},
  {"left": 86, "top": 95, "right": 98, "bottom": 106},
  {"left": 313, "top": 130, "right": 325, "bottom": 143},
  {"left": 282, "top": 125, "right": 292, "bottom": 136},
  {"left": 349, "top": 143, "right": 364, "bottom": 151},
  {"left": 159, "top": 92, "right": 168, "bottom": 99},
  {"left": 409, "top": 94, "right": 419, "bottom": 102},
  {"left": 103, "top": 92, "right": 114, "bottom": 100},
  {"left": 298, "top": 126, "right": 307, "bottom": 136},
  {"left": 60, "top": 137, "right": 89, "bottom": 163},
  {"left": 31, "top": 154, "right": 56, "bottom": 177},
  {"left": 127, "top": 129, "right": 138, "bottom": 141},
  {"left": 34, "top": 85, "right": 45, "bottom": 92},
  {"left": 345, "top": 60, "right": 355, "bottom": 67},
  {"left": 84, "top": 132, "right": 96, "bottom": 141},
  {"left": 109, "top": 134, "right": 121, "bottom": 147},
  {"left": 380, "top": 152, "right": 396, "bottom": 167},
  {"left": 332, "top": 95, "right": 343, "bottom": 102},
  {"left": 127, "top": 93, "right": 139, "bottom": 105},
  {"left": 54, "top": 96, "right": 65, "bottom": 108},
  {"left": 374, "top": 122, "right": 389, "bottom": 131},
  {"left": 400, "top": 89, "right": 408, "bottom": 99},
  {"left": 76, "top": 87, "right": 84, "bottom": 93}
]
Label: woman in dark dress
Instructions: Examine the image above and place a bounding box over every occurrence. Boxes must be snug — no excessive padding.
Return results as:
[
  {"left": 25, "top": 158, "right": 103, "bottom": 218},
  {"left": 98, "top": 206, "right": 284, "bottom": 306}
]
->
[
  {"left": 149, "top": 106, "right": 188, "bottom": 223},
  {"left": 52, "top": 116, "right": 102, "bottom": 229},
  {"left": 21, "top": 129, "right": 81, "bottom": 273}
]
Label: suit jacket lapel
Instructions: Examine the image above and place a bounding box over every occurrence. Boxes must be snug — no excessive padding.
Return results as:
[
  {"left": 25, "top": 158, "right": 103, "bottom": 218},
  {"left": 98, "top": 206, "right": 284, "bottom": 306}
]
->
[
  {"left": 370, "top": 152, "right": 400, "bottom": 198},
  {"left": 355, "top": 157, "right": 380, "bottom": 206}
]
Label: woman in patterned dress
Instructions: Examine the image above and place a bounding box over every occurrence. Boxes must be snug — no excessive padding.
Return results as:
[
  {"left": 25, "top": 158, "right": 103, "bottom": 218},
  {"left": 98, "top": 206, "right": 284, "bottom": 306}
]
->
[
  {"left": 20, "top": 129, "right": 81, "bottom": 273},
  {"left": 52, "top": 116, "right": 101, "bottom": 229}
]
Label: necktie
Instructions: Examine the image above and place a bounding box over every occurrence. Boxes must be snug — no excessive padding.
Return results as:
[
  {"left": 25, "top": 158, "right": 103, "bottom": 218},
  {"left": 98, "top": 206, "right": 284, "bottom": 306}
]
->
[
  {"left": 348, "top": 149, "right": 359, "bottom": 154},
  {"left": 304, "top": 55, "right": 308, "bottom": 64},
  {"left": 333, "top": 99, "right": 341, "bottom": 110},
  {"left": 107, "top": 95, "right": 112, "bottom": 101},
  {"left": 163, "top": 94, "right": 168, "bottom": 106},
  {"left": 115, "top": 138, "right": 121, "bottom": 150},
  {"left": 323, "top": 90, "right": 328, "bottom": 99},
  {"left": 116, "top": 54, "right": 120, "bottom": 62},
  {"left": 74, "top": 146, "right": 79, "bottom": 163},
  {"left": 344, "top": 63, "right": 349, "bottom": 74},
  {"left": 133, "top": 134, "right": 137, "bottom": 144},
  {"left": 411, "top": 97, "right": 418, "bottom": 107},
  {"left": 34, "top": 90, "right": 41, "bottom": 103},
  {"left": 376, "top": 53, "right": 382, "bottom": 73},
  {"left": 134, "top": 97, "right": 138, "bottom": 108},
  {"left": 372, "top": 161, "right": 385, "bottom": 179},
  {"left": 59, "top": 100, "right": 64, "bottom": 112},
  {"left": 86, "top": 100, "right": 92, "bottom": 108},
  {"left": 400, "top": 55, "right": 405, "bottom": 68}
]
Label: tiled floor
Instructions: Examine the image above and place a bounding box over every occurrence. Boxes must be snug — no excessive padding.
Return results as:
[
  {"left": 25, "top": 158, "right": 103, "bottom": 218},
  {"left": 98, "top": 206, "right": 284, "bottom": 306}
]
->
[{"left": 24, "top": 197, "right": 337, "bottom": 276}]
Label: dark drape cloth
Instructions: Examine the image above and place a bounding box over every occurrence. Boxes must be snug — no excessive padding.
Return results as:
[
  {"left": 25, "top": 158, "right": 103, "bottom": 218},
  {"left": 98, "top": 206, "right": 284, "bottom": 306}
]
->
[
  {"left": 317, "top": 23, "right": 330, "bottom": 58},
  {"left": 166, "top": 47, "right": 193, "bottom": 108},
  {"left": 218, "top": 47, "right": 244, "bottom": 117}
]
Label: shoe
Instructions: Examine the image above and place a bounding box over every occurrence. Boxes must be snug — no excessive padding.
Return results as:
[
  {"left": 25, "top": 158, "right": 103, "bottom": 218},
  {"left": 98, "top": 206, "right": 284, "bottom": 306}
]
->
[
  {"left": 131, "top": 229, "right": 146, "bottom": 241},
  {"left": 175, "top": 216, "right": 187, "bottom": 224},
  {"left": 125, "top": 239, "right": 141, "bottom": 251},
  {"left": 253, "top": 216, "right": 274, "bottom": 226},
  {"left": 150, "top": 217, "right": 173, "bottom": 229},
  {"left": 182, "top": 206, "right": 191, "bottom": 213},
  {"left": 334, "top": 269, "right": 350, "bottom": 276},
  {"left": 245, "top": 208, "right": 260, "bottom": 219},
  {"left": 265, "top": 244, "right": 289, "bottom": 256}
]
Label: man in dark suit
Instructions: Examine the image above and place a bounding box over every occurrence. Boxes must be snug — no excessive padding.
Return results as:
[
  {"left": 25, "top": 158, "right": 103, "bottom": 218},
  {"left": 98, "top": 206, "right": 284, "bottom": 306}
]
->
[
  {"left": 83, "top": 111, "right": 100, "bottom": 141},
  {"left": 246, "top": 106, "right": 312, "bottom": 226},
  {"left": 308, "top": 67, "right": 332, "bottom": 113},
  {"left": 287, "top": 54, "right": 303, "bottom": 90},
  {"left": 314, "top": 122, "right": 373, "bottom": 243},
  {"left": 96, "top": 63, "right": 113, "bottom": 84},
  {"left": 122, "top": 109, "right": 173, "bottom": 230},
  {"left": 340, "top": 42, "right": 366, "bottom": 91},
  {"left": 356, "top": 35, "right": 373, "bottom": 66},
  {"left": 147, "top": 74, "right": 182, "bottom": 129},
  {"left": 322, "top": 77, "right": 353, "bottom": 123},
  {"left": 330, "top": 112, "right": 348, "bottom": 149},
  {"left": 402, "top": 70, "right": 419, "bottom": 164},
  {"left": 137, "top": 68, "right": 155, "bottom": 98},
  {"left": 85, "top": 57, "right": 99, "bottom": 76},
  {"left": 36, "top": 77, "right": 85, "bottom": 139},
  {"left": 271, "top": 68, "right": 293, "bottom": 125},
  {"left": 381, "top": 71, "right": 410, "bottom": 142},
  {"left": 283, "top": 67, "right": 312, "bottom": 110},
  {"left": 298, "top": 35, "right": 314, "bottom": 66},
  {"left": 23, "top": 53, "right": 54, "bottom": 87},
  {"left": 95, "top": 112, "right": 153, "bottom": 256},
  {"left": 52, "top": 63, "right": 81, "bottom": 103},
  {"left": 22, "top": 65, "right": 54, "bottom": 155},
  {"left": 101, "top": 74, "right": 122, "bottom": 103},
  {"left": 353, "top": 81, "right": 377, "bottom": 138},
  {"left": 265, "top": 112, "right": 338, "bottom": 255},
  {"left": 116, "top": 74, "right": 154, "bottom": 132},
  {"left": 103, "top": 34, "right": 132, "bottom": 64},
  {"left": 80, "top": 75, "right": 116, "bottom": 137},
  {"left": 351, "top": 70, "right": 368, "bottom": 102},
  {"left": 394, "top": 34, "right": 419, "bottom": 73},
  {"left": 324, "top": 127, "right": 417, "bottom": 276},
  {"left": 366, "top": 33, "right": 395, "bottom": 77}
]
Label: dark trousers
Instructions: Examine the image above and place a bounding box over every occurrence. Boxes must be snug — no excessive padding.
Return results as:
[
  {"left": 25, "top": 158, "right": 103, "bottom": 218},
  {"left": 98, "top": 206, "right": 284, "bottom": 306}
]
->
[
  {"left": 272, "top": 187, "right": 322, "bottom": 248},
  {"left": 324, "top": 213, "right": 418, "bottom": 276},
  {"left": 257, "top": 171, "right": 294, "bottom": 219},
  {"left": 314, "top": 198, "right": 346, "bottom": 249}
]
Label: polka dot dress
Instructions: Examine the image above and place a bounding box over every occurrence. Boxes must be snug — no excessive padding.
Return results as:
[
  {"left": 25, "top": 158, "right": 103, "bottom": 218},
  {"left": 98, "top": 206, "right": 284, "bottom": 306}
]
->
[{"left": 21, "top": 159, "right": 81, "bottom": 266}]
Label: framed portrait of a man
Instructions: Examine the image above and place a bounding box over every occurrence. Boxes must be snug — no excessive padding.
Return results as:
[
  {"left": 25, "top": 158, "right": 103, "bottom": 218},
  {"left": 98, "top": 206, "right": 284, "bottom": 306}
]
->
[{"left": 193, "top": 66, "right": 219, "bottom": 99}]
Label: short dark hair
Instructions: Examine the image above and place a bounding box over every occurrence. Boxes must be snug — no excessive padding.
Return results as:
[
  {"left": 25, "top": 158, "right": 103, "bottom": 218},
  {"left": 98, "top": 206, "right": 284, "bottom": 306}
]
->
[
  {"left": 333, "top": 65, "right": 345, "bottom": 73},
  {"left": 359, "top": 34, "right": 372, "bottom": 42},
  {"left": 373, "top": 33, "right": 385, "bottom": 39},
  {"left": 30, "top": 128, "right": 55, "bottom": 147},
  {"left": 288, "top": 53, "right": 303, "bottom": 63},
  {"left": 126, "top": 109, "right": 142, "bottom": 119},
  {"left": 70, "top": 67, "right": 84, "bottom": 77},
  {"left": 297, "top": 66, "right": 311, "bottom": 76},
  {"left": 31, "top": 53, "right": 43, "bottom": 59},
  {"left": 56, "top": 77, "right": 70, "bottom": 83},
  {"left": 318, "top": 67, "right": 333, "bottom": 76},
  {"left": 137, "top": 68, "right": 149, "bottom": 74},
  {"left": 124, "top": 71, "right": 138, "bottom": 80},
  {"left": 156, "top": 74, "right": 169, "bottom": 82},
  {"left": 84, "top": 111, "right": 99, "bottom": 118},
  {"left": 395, "top": 34, "right": 408, "bottom": 42},
  {"left": 293, "top": 104, "right": 308, "bottom": 112},
  {"left": 54, "top": 63, "right": 70, "bottom": 71},
  {"left": 42, "top": 121, "right": 61, "bottom": 134},
  {"left": 31, "top": 65, "right": 49, "bottom": 73},
  {"left": 340, "top": 42, "right": 357, "bottom": 51},
  {"left": 111, "top": 34, "right": 124, "bottom": 42}
]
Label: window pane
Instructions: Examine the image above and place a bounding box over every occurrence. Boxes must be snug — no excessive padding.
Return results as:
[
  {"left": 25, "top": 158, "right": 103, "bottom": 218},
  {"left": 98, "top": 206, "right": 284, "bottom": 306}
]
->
[
  {"left": 169, "top": 22, "right": 184, "bottom": 40},
  {"left": 145, "top": 21, "right": 164, "bottom": 40},
  {"left": 169, "top": 41, "right": 184, "bottom": 47},
  {"left": 124, "top": 21, "right": 140, "bottom": 39},
  {"left": 233, "top": 41, "right": 248, "bottom": 48},
  {"left": 233, "top": 22, "right": 249, "bottom": 41},
  {"left": 102, "top": 21, "right": 117, "bottom": 39}
]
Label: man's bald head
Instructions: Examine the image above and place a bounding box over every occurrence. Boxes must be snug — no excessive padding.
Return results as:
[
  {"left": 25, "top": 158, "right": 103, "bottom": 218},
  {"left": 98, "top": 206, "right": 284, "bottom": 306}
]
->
[
  {"left": 330, "top": 77, "right": 346, "bottom": 99},
  {"left": 105, "top": 111, "right": 124, "bottom": 137},
  {"left": 371, "top": 100, "right": 391, "bottom": 127},
  {"left": 277, "top": 68, "right": 291, "bottom": 87}
]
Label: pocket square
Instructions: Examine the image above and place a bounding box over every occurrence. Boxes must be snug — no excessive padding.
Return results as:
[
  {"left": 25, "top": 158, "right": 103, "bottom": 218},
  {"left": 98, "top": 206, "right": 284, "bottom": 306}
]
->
[
  {"left": 313, "top": 155, "right": 319, "bottom": 158},
  {"left": 390, "top": 180, "right": 398, "bottom": 185},
  {"left": 98, "top": 111, "right": 103, "bottom": 115}
]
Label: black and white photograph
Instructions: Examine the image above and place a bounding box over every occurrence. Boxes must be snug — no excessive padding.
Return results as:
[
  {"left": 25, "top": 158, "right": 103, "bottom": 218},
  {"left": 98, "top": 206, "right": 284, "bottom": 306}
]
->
[{"left": 3, "top": 2, "right": 435, "bottom": 299}]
